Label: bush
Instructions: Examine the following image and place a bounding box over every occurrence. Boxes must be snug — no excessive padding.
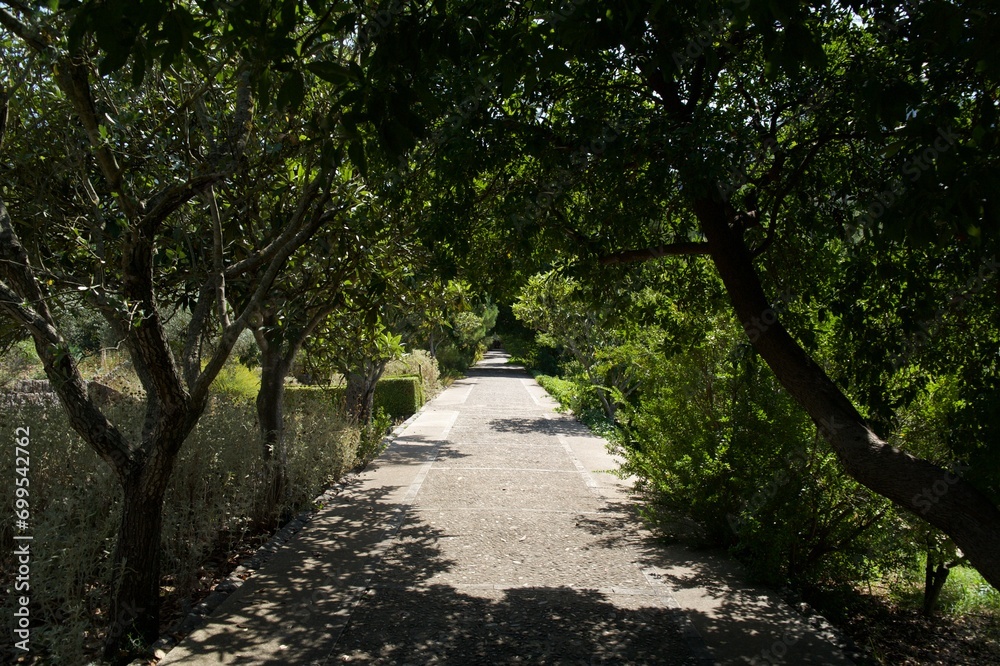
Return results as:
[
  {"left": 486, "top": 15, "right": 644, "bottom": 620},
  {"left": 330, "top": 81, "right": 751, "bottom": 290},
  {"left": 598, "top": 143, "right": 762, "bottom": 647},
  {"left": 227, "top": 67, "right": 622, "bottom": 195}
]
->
[
  {"left": 384, "top": 349, "right": 440, "bottom": 399},
  {"left": 209, "top": 362, "right": 261, "bottom": 401},
  {"left": 356, "top": 408, "right": 394, "bottom": 469},
  {"left": 286, "top": 376, "right": 424, "bottom": 422},
  {"left": 498, "top": 331, "right": 560, "bottom": 375},
  {"left": 535, "top": 374, "right": 577, "bottom": 411},
  {"left": 610, "top": 319, "right": 906, "bottom": 588},
  {"left": 434, "top": 343, "right": 475, "bottom": 375},
  {"left": 374, "top": 376, "right": 424, "bottom": 419},
  {"left": 0, "top": 381, "right": 359, "bottom": 663}
]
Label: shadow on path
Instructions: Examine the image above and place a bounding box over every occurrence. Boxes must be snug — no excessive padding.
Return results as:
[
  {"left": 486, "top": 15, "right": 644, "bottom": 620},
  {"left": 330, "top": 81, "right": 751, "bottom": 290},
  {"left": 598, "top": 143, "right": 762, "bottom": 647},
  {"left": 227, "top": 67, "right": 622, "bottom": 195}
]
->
[
  {"left": 465, "top": 365, "right": 530, "bottom": 378},
  {"left": 336, "top": 584, "right": 701, "bottom": 665},
  {"left": 488, "top": 416, "right": 589, "bottom": 437}
]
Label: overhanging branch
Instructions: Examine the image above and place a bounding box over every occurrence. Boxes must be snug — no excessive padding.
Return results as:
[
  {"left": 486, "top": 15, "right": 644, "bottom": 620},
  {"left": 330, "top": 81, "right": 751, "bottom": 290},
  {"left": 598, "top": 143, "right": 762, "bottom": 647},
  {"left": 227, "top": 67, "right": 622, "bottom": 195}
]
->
[{"left": 599, "top": 241, "right": 709, "bottom": 265}]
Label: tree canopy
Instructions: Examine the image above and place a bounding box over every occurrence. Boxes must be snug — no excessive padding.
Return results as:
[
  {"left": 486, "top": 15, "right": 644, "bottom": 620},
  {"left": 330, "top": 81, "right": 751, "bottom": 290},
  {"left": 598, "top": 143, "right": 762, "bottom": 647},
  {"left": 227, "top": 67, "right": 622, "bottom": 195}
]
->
[{"left": 1, "top": 0, "right": 999, "bottom": 660}]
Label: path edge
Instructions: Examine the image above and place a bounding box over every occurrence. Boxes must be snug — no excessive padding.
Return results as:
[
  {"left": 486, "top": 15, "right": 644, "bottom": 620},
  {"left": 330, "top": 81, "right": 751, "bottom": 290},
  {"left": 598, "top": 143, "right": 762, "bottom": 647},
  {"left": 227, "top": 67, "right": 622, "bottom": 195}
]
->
[{"left": 141, "top": 401, "right": 435, "bottom": 665}]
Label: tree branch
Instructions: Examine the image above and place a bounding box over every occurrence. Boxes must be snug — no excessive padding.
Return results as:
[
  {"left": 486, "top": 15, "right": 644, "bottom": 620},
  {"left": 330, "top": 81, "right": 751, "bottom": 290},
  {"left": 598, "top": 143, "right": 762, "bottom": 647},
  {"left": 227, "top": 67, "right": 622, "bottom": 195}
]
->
[
  {"left": 0, "top": 85, "right": 8, "bottom": 155},
  {"left": 53, "top": 56, "right": 129, "bottom": 201},
  {"left": 0, "top": 198, "right": 134, "bottom": 478},
  {"left": 189, "top": 186, "right": 340, "bottom": 406},
  {"left": 599, "top": 241, "right": 709, "bottom": 265},
  {"left": 0, "top": 6, "right": 48, "bottom": 53},
  {"left": 144, "top": 172, "right": 226, "bottom": 230},
  {"left": 182, "top": 280, "right": 215, "bottom": 388},
  {"left": 205, "top": 184, "right": 231, "bottom": 328}
]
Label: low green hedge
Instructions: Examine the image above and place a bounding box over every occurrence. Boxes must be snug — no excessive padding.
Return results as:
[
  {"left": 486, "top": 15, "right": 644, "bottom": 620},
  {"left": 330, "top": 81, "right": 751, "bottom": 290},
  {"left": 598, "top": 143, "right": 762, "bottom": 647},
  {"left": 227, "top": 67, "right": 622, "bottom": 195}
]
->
[
  {"left": 375, "top": 375, "right": 424, "bottom": 419},
  {"left": 285, "top": 375, "right": 424, "bottom": 421}
]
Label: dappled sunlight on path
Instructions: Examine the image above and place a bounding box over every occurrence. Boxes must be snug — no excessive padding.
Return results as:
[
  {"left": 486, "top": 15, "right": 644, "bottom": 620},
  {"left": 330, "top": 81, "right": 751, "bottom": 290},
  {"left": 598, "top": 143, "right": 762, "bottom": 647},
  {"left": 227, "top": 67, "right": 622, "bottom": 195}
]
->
[{"left": 162, "top": 351, "right": 852, "bottom": 665}]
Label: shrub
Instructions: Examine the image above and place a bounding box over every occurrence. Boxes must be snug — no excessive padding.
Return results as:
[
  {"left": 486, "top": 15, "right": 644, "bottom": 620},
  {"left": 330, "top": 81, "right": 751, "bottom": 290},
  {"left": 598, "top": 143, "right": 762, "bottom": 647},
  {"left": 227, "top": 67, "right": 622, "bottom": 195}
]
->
[
  {"left": 498, "top": 330, "right": 560, "bottom": 375},
  {"left": 287, "top": 375, "right": 424, "bottom": 422},
  {"left": 434, "top": 343, "right": 474, "bottom": 374},
  {"left": 610, "top": 319, "right": 906, "bottom": 588},
  {"left": 374, "top": 376, "right": 424, "bottom": 419},
  {"left": 384, "top": 349, "right": 440, "bottom": 399},
  {"left": 209, "top": 362, "right": 261, "bottom": 402},
  {"left": 0, "top": 380, "right": 358, "bottom": 663},
  {"left": 356, "top": 408, "right": 394, "bottom": 469},
  {"left": 535, "top": 374, "right": 577, "bottom": 412}
]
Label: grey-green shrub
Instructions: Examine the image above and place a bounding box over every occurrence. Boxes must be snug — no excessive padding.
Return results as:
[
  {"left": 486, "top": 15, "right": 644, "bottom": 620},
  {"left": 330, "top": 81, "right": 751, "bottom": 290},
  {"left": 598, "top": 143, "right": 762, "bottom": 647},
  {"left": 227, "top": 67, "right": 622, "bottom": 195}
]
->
[
  {"left": 385, "top": 349, "right": 439, "bottom": 399},
  {"left": 0, "top": 381, "right": 358, "bottom": 663}
]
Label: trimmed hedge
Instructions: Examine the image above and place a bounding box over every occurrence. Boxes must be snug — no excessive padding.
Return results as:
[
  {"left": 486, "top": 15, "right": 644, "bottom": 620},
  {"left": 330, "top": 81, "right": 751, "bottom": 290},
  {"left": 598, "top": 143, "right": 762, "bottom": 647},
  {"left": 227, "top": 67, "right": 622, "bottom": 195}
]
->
[
  {"left": 375, "top": 375, "right": 424, "bottom": 419},
  {"left": 286, "top": 375, "right": 424, "bottom": 421}
]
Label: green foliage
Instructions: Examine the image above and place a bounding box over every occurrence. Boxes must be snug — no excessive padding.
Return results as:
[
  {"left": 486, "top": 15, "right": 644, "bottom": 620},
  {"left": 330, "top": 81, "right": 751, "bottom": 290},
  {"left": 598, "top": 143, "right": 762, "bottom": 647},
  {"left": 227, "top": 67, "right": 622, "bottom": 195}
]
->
[
  {"left": 513, "top": 271, "right": 643, "bottom": 420},
  {"left": 305, "top": 315, "right": 405, "bottom": 383},
  {"left": 431, "top": 297, "right": 499, "bottom": 375},
  {"left": 384, "top": 349, "right": 440, "bottom": 400},
  {"left": 209, "top": 363, "right": 261, "bottom": 402},
  {"left": 891, "top": 557, "right": 1000, "bottom": 616},
  {"left": 606, "top": 316, "right": 908, "bottom": 587},
  {"left": 451, "top": 300, "right": 499, "bottom": 351},
  {"left": 434, "top": 344, "right": 475, "bottom": 375},
  {"left": 284, "top": 385, "right": 340, "bottom": 416},
  {"left": 232, "top": 329, "right": 262, "bottom": 368},
  {"left": 534, "top": 374, "right": 576, "bottom": 411},
  {"left": 497, "top": 330, "right": 560, "bottom": 375},
  {"left": 374, "top": 376, "right": 424, "bottom": 420},
  {"left": 286, "top": 376, "right": 424, "bottom": 422},
  {"left": 0, "top": 339, "right": 43, "bottom": 388},
  {"left": 356, "top": 408, "right": 394, "bottom": 469},
  {"left": 56, "top": 307, "right": 112, "bottom": 357}
]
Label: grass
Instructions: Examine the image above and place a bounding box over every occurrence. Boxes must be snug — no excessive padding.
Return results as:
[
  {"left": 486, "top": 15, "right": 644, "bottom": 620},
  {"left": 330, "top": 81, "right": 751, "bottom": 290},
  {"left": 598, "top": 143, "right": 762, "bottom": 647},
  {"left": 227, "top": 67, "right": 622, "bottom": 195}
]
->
[
  {"left": 799, "top": 557, "right": 1000, "bottom": 665},
  {"left": 887, "top": 559, "right": 1000, "bottom": 616}
]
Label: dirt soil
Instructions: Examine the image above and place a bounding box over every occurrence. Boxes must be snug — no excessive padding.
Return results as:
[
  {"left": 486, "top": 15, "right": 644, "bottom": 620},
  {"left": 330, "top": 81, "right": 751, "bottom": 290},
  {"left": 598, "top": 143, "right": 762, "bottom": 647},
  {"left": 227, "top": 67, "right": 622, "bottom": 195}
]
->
[{"left": 804, "top": 585, "right": 1000, "bottom": 665}]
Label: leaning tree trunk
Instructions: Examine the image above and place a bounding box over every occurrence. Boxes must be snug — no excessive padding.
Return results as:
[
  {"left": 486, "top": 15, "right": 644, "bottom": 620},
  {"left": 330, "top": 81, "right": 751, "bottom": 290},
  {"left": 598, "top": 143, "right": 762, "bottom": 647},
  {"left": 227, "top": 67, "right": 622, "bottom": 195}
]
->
[
  {"left": 695, "top": 197, "right": 1000, "bottom": 590},
  {"left": 256, "top": 348, "right": 290, "bottom": 520}
]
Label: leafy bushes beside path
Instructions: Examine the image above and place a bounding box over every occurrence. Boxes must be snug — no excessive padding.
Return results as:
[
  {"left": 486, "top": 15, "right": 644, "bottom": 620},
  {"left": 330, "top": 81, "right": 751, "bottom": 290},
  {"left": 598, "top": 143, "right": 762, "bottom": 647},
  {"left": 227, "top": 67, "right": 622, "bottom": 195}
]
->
[
  {"left": 287, "top": 375, "right": 424, "bottom": 423},
  {"left": 385, "top": 350, "right": 440, "bottom": 401},
  {"left": 0, "top": 382, "right": 358, "bottom": 664}
]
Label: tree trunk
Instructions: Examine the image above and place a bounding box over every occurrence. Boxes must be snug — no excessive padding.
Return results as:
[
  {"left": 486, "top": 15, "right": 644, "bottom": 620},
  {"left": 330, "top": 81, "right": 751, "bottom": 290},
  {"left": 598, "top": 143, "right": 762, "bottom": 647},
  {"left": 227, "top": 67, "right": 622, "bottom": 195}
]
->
[
  {"left": 103, "top": 465, "right": 169, "bottom": 662},
  {"left": 346, "top": 364, "right": 384, "bottom": 424},
  {"left": 695, "top": 196, "right": 1000, "bottom": 590},
  {"left": 256, "top": 348, "right": 290, "bottom": 521},
  {"left": 923, "top": 556, "right": 952, "bottom": 616}
]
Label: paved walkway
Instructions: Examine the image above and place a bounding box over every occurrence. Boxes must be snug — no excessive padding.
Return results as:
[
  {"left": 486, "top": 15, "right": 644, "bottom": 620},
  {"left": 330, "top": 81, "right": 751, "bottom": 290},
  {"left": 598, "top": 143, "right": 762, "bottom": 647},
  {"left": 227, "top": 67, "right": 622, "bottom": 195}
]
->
[{"left": 161, "top": 352, "right": 854, "bottom": 665}]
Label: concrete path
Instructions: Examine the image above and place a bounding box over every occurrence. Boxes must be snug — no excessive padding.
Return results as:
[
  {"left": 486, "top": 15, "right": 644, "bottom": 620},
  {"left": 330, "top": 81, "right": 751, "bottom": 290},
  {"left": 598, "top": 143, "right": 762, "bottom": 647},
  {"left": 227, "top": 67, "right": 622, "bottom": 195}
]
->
[{"left": 161, "top": 352, "right": 854, "bottom": 665}]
